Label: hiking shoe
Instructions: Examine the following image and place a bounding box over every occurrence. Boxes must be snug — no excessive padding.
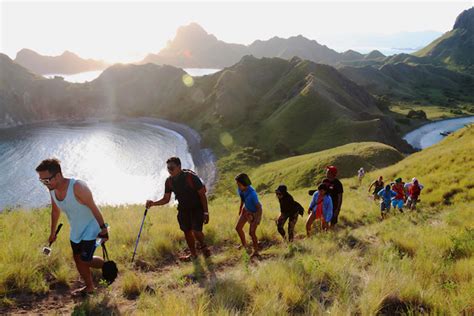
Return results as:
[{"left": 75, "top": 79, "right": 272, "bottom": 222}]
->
[
  {"left": 72, "top": 286, "right": 94, "bottom": 298},
  {"left": 201, "top": 247, "right": 211, "bottom": 258},
  {"left": 179, "top": 254, "right": 198, "bottom": 262},
  {"left": 250, "top": 251, "right": 260, "bottom": 258},
  {"left": 198, "top": 244, "right": 211, "bottom": 258}
]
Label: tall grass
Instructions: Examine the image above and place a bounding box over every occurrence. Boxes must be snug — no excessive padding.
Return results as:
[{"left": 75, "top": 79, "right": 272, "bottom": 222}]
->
[{"left": 1, "top": 127, "right": 473, "bottom": 314}]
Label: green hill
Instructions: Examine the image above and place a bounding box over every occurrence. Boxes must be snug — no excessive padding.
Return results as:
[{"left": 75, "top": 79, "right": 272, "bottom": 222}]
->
[
  {"left": 338, "top": 8, "right": 474, "bottom": 105},
  {"left": 339, "top": 62, "right": 474, "bottom": 104},
  {"left": 249, "top": 142, "right": 403, "bottom": 193},
  {"left": 14, "top": 49, "right": 107, "bottom": 75},
  {"left": 414, "top": 7, "right": 474, "bottom": 73},
  {"left": 195, "top": 56, "right": 412, "bottom": 156}
]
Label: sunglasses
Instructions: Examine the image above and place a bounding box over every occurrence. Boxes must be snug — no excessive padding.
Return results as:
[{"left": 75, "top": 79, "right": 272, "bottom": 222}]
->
[
  {"left": 276, "top": 192, "right": 282, "bottom": 196},
  {"left": 39, "top": 174, "right": 57, "bottom": 185},
  {"left": 167, "top": 165, "right": 177, "bottom": 172}
]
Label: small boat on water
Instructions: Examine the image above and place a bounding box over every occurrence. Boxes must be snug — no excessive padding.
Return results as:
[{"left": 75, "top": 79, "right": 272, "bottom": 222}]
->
[{"left": 440, "top": 131, "right": 452, "bottom": 136}]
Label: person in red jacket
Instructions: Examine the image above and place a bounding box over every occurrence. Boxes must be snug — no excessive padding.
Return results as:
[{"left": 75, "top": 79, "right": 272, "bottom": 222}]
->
[
  {"left": 405, "top": 178, "right": 424, "bottom": 210},
  {"left": 391, "top": 178, "right": 406, "bottom": 213}
]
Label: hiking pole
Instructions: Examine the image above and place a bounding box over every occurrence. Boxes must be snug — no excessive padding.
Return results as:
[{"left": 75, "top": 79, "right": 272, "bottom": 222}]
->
[
  {"left": 43, "top": 223, "right": 63, "bottom": 256},
  {"left": 131, "top": 208, "right": 148, "bottom": 263}
]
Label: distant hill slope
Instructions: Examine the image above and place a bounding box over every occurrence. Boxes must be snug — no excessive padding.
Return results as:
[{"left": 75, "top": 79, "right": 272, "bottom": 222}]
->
[
  {"left": 375, "top": 125, "right": 474, "bottom": 206},
  {"left": 14, "top": 49, "right": 108, "bottom": 75},
  {"left": 414, "top": 7, "right": 474, "bottom": 72},
  {"left": 338, "top": 8, "right": 474, "bottom": 103},
  {"left": 140, "top": 23, "right": 380, "bottom": 68},
  {"left": 0, "top": 53, "right": 412, "bottom": 155},
  {"left": 249, "top": 142, "right": 404, "bottom": 192},
  {"left": 339, "top": 62, "right": 473, "bottom": 103}
]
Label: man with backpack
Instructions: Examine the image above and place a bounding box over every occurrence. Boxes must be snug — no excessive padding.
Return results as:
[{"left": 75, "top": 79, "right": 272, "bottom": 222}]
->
[
  {"left": 275, "top": 185, "right": 304, "bottom": 242},
  {"left": 146, "top": 157, "right": 210, "bottom": 261},
  {"left": 405, "top": 178, "right": 424, "bottom": 210}
]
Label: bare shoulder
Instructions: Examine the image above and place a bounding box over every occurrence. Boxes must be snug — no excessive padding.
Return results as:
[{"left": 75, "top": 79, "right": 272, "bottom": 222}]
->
[{"left": 73, "top": 180, "right": 92, "bottom": 200}]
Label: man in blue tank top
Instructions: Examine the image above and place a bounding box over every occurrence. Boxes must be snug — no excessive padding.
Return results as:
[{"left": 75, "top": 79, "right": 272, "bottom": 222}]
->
[{"left": 36, "top": 158, "right": 109, "bottom": 296}]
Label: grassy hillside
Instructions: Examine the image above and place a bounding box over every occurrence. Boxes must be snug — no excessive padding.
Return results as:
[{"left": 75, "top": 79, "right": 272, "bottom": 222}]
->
[
  {"left": 414, "top": 8, "right": 474, "bottom": 73},
  {"left": 214, "top": 142, "right": 403, "bottom": 197},
  {"left": 249, "top": 142, "right": 403, "bottom": 193},
  {"left": 1, "top": 126, "right": 473, "bottom": 315},
  {"left": 339, "top": 62, "right": 474, "bottom": 105}
]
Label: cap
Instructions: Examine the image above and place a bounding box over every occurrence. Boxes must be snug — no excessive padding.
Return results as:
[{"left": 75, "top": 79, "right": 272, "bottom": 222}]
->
[{"left": 326, "top": 165, "right": 338, "bottom": 175}]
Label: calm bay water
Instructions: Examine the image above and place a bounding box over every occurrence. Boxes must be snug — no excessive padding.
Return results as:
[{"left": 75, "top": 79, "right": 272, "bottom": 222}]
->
[
  {"left": 403, "top": 116, "right": 474, "bottom": 149},
  {"left": 0, "top": 119, "right": 195, "bottom": 210},
  {"left": 43, "top": 68, "right": 221, "bottom": 83}
]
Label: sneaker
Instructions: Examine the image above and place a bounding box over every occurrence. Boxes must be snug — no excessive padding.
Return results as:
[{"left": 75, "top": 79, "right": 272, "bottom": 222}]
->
[{"left": 178, "top": 254, "right": 198, "bottom": 262}]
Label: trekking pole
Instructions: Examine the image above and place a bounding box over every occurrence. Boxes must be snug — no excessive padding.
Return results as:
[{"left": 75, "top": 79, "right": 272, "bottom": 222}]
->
[{"left": 131, "top": 208, "right": 148, "bottom": 263}]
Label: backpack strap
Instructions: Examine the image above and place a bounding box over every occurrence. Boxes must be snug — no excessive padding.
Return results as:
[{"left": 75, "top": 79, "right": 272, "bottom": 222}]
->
[{"left": 183, "top": 169, "right": 206, "bottom": 193}]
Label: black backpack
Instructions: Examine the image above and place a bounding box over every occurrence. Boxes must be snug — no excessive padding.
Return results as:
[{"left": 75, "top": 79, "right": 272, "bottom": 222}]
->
[
  {"left": 294, "top": 201, "right": 304, "bottom": 216},
  {"left": 101, "top": 243, "right": 118, "bottom": 285}
]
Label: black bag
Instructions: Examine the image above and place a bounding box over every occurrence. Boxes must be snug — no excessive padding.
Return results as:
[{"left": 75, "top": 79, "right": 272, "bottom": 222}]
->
[
  {"left": 294, "top": 201, "right": 305, "bottom": 216},
  {"left": 101, "top": 243, "right": 118, "bottom": 285}
]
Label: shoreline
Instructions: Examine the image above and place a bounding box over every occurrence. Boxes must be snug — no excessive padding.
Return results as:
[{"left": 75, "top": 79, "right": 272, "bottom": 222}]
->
[
  {"left": 402, "top": 115, "right": 474, "bottom": 150},
  {"left": 132, "top": 117, "right": 218, "bottom": 193}
]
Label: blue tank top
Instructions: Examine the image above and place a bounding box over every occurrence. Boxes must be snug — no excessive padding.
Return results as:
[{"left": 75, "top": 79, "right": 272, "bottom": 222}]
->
[{"left": 50, "top": 179, "right": 100, "bottom": 243}]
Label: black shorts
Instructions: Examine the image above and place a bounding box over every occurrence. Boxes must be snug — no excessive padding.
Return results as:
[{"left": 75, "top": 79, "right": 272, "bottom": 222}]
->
[
  {"left": 71, "top": 240, "right": 97, "bottom": 262},
  {"left": 177, "top": 209, "right": 204, "bottom": 232}
]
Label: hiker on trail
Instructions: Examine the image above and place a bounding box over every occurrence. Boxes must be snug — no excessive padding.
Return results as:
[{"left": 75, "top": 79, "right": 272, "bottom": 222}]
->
[
  {"left": 405, "top": 178, "right": 424, "bottom": 210},
  {"left": 358, "top": 167, "right": 365, "bottom": 185},
  {"left": 146, "top": 157, "right": 211, "bottom": 261},
  {"left": 36, "top": 158, "right": 109, "bottom": 296},
  {"left": 306, "top": 183, "right": 333, "bottom": 236},
  {"left": 368, "top": 176, "right": 385, "bottom": 200},
  {"left": 378, "top": 184, "right": 397, "bottom": 220},
  {"left": 322, "top": 166, "right": 344, "bottom": 227},
  {"left": 235, "top": 173, "right": 262, "bottom": 257},
  {"left": 275, "top": 185, "right": 304, "bottom": 242},
  {"left": 391, "top": 178, "right": 406, "bottom": 213}
]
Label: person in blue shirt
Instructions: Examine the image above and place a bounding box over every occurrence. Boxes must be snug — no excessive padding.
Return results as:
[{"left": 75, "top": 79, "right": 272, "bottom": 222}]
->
[
  {"left": 306, "top": 183, "right": 333, "bottom": 236},
  {"left": 235, "top": 173, "right": 262, "bottom": 257},
  {"left": 378, "top": 185, "right": 397, "bottom": 220}
]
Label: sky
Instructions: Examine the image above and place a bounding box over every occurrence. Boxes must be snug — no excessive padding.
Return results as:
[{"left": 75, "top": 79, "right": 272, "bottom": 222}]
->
[{"left": 1, "top": 1, "right": 472, "bottom": 63}]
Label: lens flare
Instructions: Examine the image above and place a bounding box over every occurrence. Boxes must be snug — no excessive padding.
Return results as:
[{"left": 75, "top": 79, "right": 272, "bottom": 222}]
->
[
  {"left": 182, "top": 74, "right": 194, "bottom": 87},
  {"left": 219, "top": 132, "right": 234, "bottom": 148}
]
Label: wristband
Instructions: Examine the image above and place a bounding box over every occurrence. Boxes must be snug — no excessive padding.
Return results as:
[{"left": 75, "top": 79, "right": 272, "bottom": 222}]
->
[{"left": 203, "top": 212, "right": 209, "bottom": 215}]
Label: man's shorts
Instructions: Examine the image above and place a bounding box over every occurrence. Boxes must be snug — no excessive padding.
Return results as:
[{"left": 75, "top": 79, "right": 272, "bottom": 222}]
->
[
  {"left": 392, "top": 199, "right": 404, "bottom": 209},
  {"left": 380, "top": 201, "right": 391, "bottom": 212},
  {"left": 71, "top": 240, "right": 97, "bottom": 262},
  {"left": 177, "top": 209, "right": 204, "bottom": 232}
]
